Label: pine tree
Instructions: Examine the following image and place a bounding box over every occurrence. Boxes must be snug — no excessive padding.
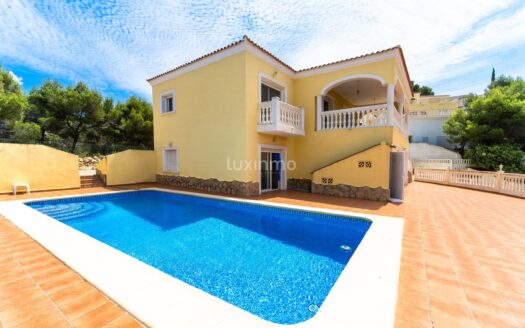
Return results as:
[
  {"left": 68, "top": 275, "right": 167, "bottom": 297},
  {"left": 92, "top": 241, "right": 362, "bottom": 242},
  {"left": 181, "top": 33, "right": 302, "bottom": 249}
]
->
[{"left": 491, "top": 68, "right": 496, "bottom": 83}]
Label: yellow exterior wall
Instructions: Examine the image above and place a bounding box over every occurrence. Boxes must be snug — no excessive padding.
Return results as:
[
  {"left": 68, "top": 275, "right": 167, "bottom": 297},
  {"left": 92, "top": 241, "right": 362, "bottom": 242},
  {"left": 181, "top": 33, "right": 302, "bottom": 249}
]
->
[
  {"left": 96, "top": 156, "right": 107, "bottom": 176},
  {"left": 101, "top": 150, "right": 156, "bottom": 186},
  {"left": 392, "top": 126, "right": 410, "bottom": 150},
  {"left": 152, "top": 52, "right": 249, "bottom": 182},
  {"left": 243, "top": 52, "right": 296, "bottom": 182},
  {"left": 151, "top": 48, "right": 409, "bottom": 189},
  {"left": 312, "top": 143, "right": 391, "bottom": 188},
  {"left": 410, "top": 94, "right": 460, "bottom": 111},
  {"left": 290, "top": 60, "right": 401, "bottom": 179},
  {"left": 0, "top": 143, "right": 80, "bottom": 193}
]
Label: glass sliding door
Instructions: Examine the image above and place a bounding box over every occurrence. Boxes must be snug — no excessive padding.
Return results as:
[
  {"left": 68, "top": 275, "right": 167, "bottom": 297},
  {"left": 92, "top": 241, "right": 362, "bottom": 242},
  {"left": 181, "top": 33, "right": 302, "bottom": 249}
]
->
[
  {"left": 260, "top": 150, "right": 282, "bottom": 192},
  {"left": 261, "top": 152, "right": 271, "bottom": 191}
]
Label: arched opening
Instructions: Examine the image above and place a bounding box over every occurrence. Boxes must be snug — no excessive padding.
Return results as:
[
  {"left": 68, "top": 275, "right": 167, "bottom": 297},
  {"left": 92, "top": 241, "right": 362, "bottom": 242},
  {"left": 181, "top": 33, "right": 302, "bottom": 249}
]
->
[
  {"left": 316, "top": 74, "right": 408, "bottom": 132},
  {"left": 322, "top": 77, "right": 387, "bottom": 110}
]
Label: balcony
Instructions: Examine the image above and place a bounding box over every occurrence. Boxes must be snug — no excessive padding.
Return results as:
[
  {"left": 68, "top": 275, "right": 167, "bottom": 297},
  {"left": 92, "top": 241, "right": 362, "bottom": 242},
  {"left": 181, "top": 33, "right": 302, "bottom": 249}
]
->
[
  {"left": 316, "top": 75, "right": 409, "bottom": 136},
  {"left": 257, "top": 98, "right": 305, "bottom": 136},
  {"left": 318, "top": 103, "right": 408, "bottom": 135}
]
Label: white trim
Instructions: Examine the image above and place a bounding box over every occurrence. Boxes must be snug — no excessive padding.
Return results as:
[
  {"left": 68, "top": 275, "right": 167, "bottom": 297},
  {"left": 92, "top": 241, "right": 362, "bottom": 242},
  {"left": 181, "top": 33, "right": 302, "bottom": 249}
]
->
[
  {"left": 245, "top": 42, "right": 295, "bottom": 77},
  {"left": 162, "top": 146, "right": 179, "bottom": 173},
  {"left": 258, "top": 72, "right": 288, "bottom": 103},
  {"left": 147, "top": 40, "right": 401, "bottom": 85},
  {"left": 0, "top": 188, "right": 403, "bottom": 328},
  {"left": 320, "top": 74, "right": 387, "bottom": 96},
  {"left": 258, "top": 144, "right": 287, "bottom": 194},
  {"left": 394, "top": 54, "right": 413, "bottom": 97},
  {"left": 295, "top": 51, "right": 397, "bottom": 79},
  {"left": 159, "top": 90, "right": 176, "bottom": 114},
  {"left": 149, "top": 44, "right": 249, "bottom": 86}
]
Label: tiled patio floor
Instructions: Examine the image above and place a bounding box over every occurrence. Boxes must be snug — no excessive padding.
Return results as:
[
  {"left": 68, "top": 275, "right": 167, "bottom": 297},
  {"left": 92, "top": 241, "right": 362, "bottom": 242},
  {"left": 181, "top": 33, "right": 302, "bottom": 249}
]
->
[{"left": 1, "top": 182, "right": 525, "bottom": 327}]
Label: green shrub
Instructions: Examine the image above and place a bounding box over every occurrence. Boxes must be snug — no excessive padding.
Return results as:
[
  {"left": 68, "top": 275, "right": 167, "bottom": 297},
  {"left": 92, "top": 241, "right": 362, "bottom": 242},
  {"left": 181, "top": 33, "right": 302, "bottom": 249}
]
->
[
  {"left": 12, "top": 122, "right": 40, "bottom": 142},
  {"left": 465, "top": 144, "right": 525, "bottom": 173}
]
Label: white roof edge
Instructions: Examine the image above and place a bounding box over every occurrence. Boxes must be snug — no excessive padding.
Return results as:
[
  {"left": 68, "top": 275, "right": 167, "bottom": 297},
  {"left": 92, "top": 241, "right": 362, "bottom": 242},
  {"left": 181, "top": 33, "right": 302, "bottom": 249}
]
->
[{"left": 148, "top": 43, "right": 405, "bottom": 86}]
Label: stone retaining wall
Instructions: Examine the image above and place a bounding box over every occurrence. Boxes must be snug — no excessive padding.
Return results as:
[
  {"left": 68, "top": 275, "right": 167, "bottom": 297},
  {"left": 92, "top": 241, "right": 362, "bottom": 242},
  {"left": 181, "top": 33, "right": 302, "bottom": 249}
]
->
[
  {"left": 287, "top": 178, "right": 312, "bottom": 192},
  {"left": 157, "top": 175, "right": 259, "bottom": 196},
  {"left": 312, "top": 183, "right": 390, "bottom": 202}
]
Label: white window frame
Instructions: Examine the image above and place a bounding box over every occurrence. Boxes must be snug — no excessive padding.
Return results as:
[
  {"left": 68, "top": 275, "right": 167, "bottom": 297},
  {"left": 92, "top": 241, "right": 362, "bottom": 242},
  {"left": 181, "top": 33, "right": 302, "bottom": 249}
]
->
[
  {"left": 163, "top": 146, "right": 179, "bottom": 173},
  {"left": 160, "top": 90, "right": 176, "bottom": 115},
  {"left": 258, "top": 72, "right": 287, "bottom": 103},
  {"left": 257, "top": 144, "right": 287, "bottom": 194}
]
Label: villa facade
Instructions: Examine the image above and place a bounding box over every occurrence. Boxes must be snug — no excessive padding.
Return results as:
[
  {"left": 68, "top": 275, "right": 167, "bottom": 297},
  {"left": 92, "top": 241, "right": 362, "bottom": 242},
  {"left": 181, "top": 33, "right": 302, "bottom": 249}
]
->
[
  {"left": 147, "top": 36, "right": 412, "bottom": 201},
  {"left": 409, "top": 93, "right": 466, "bottom": 148}
]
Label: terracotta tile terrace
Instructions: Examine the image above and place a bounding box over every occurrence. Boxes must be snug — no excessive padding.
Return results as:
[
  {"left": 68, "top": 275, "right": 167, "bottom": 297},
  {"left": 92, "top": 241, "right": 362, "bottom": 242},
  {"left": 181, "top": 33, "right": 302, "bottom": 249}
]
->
[{"left": 1, "top": 182, "right": 524, "bottom": 327}]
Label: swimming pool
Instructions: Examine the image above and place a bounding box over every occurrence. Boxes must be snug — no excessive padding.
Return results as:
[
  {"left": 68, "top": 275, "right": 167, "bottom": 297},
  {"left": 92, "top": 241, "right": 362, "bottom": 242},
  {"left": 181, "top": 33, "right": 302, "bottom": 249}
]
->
[{"left": 27, "top": 190, "right": 370, "bottom": 324}]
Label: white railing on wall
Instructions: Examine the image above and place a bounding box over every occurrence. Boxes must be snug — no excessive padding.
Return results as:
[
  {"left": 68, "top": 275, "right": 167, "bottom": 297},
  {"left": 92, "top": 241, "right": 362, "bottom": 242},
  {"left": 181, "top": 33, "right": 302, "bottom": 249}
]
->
[
  {"left": 409, "top": 109, "right": 456, "bottom": 118},
  {"left": 258, "top": 98, "right": 304, "bottom": 134},
  {"left": 319, "top": 104, "right": 388, "bottom": 131},
  {"left": 259, "top": 101, "right": 272, "bottom": 124},
  {"left": 414, "top": 168, "right": 525, "bottom": 198},
  {"left": 412, "top": 159, "right": 471, "bottom": 170},
  {"left": 278, "top": 101, "right": 303, "bottom": 129}
]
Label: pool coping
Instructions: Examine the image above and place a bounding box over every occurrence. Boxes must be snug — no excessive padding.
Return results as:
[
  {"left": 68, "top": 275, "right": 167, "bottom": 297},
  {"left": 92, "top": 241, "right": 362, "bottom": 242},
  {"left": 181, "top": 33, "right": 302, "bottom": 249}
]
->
[{"left": 0, "top": 187, "right": 404, "bottom": 328}]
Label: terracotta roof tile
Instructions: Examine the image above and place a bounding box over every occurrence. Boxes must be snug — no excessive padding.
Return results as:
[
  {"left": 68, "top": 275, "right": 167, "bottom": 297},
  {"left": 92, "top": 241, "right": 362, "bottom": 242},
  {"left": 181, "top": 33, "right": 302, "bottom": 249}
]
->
[{"left": 147, "top": 35, "right": 412, "bottom": 96}]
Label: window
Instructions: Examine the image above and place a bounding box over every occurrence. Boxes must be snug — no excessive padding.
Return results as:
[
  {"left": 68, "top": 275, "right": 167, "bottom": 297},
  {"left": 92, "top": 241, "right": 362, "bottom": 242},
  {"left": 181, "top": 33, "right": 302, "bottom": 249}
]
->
[
  {"left": 160, "top": 91, "right": 175, "bottom": 114},
  {"left": 261, "top": 83, "right": 281, "bottom": 102},
  {"left": 163, "top": 147, "right": 179, "bottom": 173}
]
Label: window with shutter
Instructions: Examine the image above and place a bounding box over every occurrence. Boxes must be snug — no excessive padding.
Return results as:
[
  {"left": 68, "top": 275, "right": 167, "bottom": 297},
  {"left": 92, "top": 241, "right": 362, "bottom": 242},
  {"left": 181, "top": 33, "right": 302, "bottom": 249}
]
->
[{"left": 163, "top": 148, "right": 179, "bottom": 173}]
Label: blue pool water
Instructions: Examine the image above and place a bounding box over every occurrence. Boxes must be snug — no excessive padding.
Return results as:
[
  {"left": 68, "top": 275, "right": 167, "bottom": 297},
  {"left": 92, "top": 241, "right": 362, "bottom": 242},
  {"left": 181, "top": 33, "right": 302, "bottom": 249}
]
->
[{"left": 27, "top": 190, "right": 371, "bottom": 324}]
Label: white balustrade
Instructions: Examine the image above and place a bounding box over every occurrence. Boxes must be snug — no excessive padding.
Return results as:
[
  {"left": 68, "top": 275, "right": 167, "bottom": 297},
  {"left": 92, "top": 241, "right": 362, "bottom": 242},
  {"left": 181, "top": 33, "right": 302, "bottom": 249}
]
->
[
  {"left": 257, "top": 98, "right": 304, "bottom": 136},
  {"left": 259, "top": 101, "right": 272, "bottom": 124},
  {"left": 414, "top": 168, "right": 525, "bottom": 198},
  {"left": 410, "top": 109, "right": 456, "bottom": 118},
  {"left": 278, "top": 101, "right": 303, "bottom": 129},
  {"left": 392, "top": 106, "right": 403, "bottom": 131},
  {"left": 501, "top": 173, "right": 525, "bottom": 197},
  {"left": 412, "top": 159, "right": 471, "bottom": 170},
  {"left": 319, "top": 104, "right": 388, "bottom": 131}
]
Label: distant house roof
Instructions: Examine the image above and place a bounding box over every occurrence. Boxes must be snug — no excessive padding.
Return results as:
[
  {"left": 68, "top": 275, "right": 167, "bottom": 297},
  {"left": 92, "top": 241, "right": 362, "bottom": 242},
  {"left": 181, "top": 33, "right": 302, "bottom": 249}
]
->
[{"left": 147, "top": 36, "right": 413, "bottom": 96}]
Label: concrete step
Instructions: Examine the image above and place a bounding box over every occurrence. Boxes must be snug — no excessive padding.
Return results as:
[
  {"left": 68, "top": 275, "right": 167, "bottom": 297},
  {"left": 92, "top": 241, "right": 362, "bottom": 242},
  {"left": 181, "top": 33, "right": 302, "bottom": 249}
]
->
[{"left": 80, "top": 175, "right": 105, "bottom": 188}]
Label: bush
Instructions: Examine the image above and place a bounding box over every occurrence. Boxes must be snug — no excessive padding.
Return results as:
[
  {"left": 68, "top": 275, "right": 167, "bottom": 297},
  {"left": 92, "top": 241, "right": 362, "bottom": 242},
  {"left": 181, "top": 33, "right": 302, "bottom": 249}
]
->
[
  {"left": 12, "top": 122, "right": 40, "bottom": 142},
  {"left": 465, "top": 144, "right": 525, "bottom": 173}
]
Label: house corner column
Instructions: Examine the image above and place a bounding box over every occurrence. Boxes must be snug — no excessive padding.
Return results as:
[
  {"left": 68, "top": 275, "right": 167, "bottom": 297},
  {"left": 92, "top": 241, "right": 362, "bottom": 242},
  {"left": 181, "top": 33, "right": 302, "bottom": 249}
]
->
[
  {"left": 316, "top": 96, "right": 323, "bottom": 131},
  {"left": 387, "top": 83, "right": 395, "bottom": 126}
]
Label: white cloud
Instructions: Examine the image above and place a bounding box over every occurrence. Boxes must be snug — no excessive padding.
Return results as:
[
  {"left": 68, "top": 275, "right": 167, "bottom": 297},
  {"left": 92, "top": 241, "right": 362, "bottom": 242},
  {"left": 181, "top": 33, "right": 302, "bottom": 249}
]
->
[
  {"left": 8, "top": 71, "right": 23, "bottom": 85},
  {"left": 0, "top": 0, "right": 523, "bottom": 97}
]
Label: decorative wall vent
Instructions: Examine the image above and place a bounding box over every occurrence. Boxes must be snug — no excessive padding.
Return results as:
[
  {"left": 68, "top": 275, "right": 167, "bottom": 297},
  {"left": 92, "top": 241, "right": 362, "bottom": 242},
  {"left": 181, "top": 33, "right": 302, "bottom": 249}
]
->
[
  {"left": 358, "top": 161, "right": 372, "bottom": 168},
  {"left": 321, "top": 177, "right": 333, "bottom": 184}
]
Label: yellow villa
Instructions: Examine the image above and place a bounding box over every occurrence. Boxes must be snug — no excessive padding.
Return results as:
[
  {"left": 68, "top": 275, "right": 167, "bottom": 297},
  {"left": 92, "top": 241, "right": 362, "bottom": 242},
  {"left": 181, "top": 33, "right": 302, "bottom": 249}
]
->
[{"left": 147, "top": 36, "right": 412, "bottom": 201}]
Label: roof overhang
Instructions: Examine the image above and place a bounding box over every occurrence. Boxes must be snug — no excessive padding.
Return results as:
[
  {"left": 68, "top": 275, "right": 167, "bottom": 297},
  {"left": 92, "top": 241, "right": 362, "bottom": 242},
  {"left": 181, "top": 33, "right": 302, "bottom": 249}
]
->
[{"left": 147, "top": 36, "right": 413, "bottom": 97}]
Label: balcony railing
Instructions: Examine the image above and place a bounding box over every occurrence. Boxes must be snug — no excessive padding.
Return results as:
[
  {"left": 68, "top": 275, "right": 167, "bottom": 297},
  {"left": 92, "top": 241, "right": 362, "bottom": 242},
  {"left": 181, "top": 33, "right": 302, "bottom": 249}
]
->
[
  {"left": 319, "top": 104, "right": 389, "bottom": 130},
  {"left": 409, "top": 109, "right": 456, "bottom": 118},
  {"left": 318, "top": 103, "right": 408, "bottom": 135},
  {"left": 257, "top": 98, "right": 304, "bottom": 136}
]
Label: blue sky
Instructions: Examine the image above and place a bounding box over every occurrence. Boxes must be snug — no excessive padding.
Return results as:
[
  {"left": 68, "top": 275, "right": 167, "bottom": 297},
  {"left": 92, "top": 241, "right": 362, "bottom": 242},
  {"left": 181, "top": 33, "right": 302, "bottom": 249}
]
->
[{"left": 1, "top": 0, "right": 525, "bottom": 102}]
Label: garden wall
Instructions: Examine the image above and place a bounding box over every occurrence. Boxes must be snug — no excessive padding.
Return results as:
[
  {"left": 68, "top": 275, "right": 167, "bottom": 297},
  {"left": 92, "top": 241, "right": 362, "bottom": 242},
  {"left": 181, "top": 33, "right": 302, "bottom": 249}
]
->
[
  {"left": 0, "top": 143, "right": 80, "bottom": 193},
  {"left": 97, "top": 150, "right": 156, "bottom": 186}
]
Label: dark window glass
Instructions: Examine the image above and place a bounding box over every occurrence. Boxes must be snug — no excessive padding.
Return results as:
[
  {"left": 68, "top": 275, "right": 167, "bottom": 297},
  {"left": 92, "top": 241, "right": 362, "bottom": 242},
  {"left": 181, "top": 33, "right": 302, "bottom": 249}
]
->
[
  {"left": 261, "top": 84, "right": 281, "bottom": 102},
  {"left": 166, "top": 97, "right": 173, "bottom": 112}
]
